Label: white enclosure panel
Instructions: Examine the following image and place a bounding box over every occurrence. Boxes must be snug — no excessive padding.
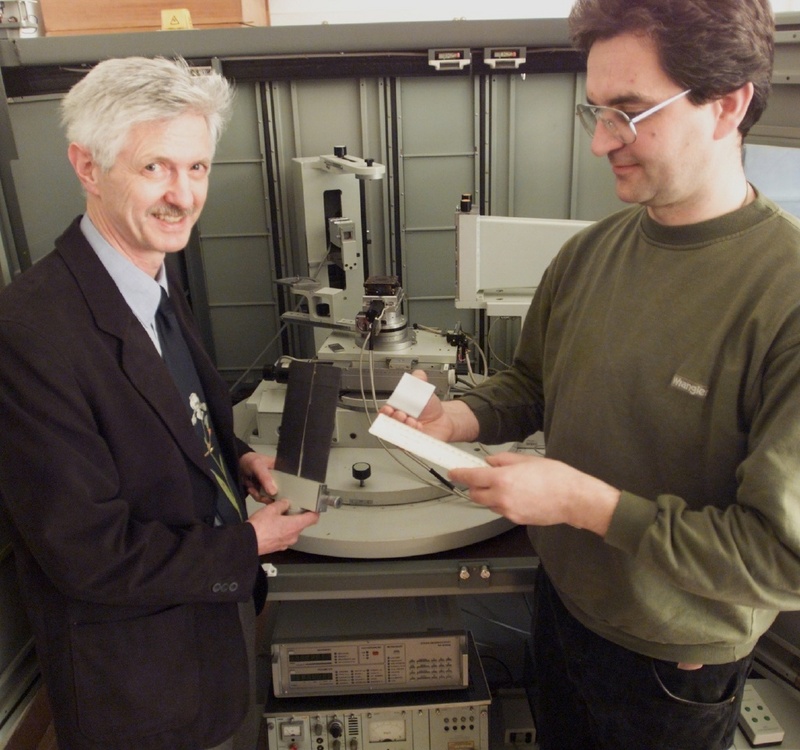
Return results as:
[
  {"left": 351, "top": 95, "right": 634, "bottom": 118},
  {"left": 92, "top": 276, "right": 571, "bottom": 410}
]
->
[{"left": 494, "top": 73, "right": 580, "bottom": 219}]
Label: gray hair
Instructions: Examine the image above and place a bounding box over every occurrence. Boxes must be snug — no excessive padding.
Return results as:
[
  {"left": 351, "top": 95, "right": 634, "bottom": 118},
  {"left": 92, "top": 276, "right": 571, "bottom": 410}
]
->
[{"left": 61, "top": 56, "right": 235, "bottom": 171}]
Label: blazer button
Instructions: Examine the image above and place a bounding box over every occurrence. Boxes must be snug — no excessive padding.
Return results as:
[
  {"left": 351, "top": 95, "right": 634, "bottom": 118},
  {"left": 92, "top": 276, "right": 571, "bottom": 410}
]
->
[
  {"left": 212, "top": 583, "right": 222, "bottom": 593},
  {"left": 230, "top": 582, "right": 238, "bottom": 592}
]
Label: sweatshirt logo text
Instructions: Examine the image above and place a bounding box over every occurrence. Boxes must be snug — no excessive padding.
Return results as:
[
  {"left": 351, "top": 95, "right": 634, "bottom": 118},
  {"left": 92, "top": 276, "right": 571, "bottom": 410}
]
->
[{"left": 670, "top": 374, "right": 708, "bottom": 399}]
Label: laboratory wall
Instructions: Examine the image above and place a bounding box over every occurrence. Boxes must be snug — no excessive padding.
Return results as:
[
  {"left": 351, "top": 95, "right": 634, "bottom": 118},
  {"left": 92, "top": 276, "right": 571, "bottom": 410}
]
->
[
  {"left": 0, "top": 25, "right": 798, "bottom": 378},
  {"left": 0, "top": 20, "right": 628, "bottom": 386}
]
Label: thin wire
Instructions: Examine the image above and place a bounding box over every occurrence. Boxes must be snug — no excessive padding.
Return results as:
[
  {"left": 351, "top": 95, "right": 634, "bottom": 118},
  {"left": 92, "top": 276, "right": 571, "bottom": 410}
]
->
[
  {"left": 357, "top": 303, "right": 387, "bottom": 418},
  {"left": 357, "top": 331, "right": 442, "bottom": 488},
  {"left": 228, "top": 244, "right": 334, "bottom": 394},
  {"left": 412, "top": 324, "right": 489, "bottom": 386},
  {"left": 242, "top": 281, "right": 484, "bottom": 501},
  {"left": 356, "top": 317, "right": 440, "bottom": 481},
  {"left": 358, "top": 329, "right": 377, "bottom": 417},
  {"left": 461, "top": 608, "right": 532, "bottom": 637},
  {"left": 486, "top": 317, "right": 513, "bottom": 370},
  {"left": 229, "top": 319, "right": 290, "bottom": 394},
  {"left": 356, "top": 322, "right": 478, "bottom": 502},
  {"left": 459, "top": 334, "right": 489, "bottom": 386},
  {"left": 472, "top": 652, "right": 516, "bottom": 690}
]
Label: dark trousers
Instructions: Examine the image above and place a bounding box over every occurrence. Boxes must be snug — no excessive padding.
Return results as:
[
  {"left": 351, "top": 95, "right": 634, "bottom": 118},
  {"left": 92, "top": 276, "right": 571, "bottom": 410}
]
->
[{"left": 529, "top": 568, "right": 751, "bottom": 750}]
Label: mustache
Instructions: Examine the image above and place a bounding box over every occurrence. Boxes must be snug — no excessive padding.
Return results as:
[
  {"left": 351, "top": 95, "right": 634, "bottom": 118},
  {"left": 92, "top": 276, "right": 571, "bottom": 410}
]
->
[{"left": 149, "top": 204, "right": 195, "bottom": 219}]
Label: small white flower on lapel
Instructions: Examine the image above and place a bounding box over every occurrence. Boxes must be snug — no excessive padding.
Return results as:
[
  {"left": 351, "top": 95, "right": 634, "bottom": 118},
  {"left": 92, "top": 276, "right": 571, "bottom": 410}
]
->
[{"left": 188, "top": 392, "right": 243, "bottom": 521}]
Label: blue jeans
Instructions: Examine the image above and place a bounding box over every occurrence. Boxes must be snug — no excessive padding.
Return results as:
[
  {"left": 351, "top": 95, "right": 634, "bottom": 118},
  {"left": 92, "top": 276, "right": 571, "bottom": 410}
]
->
[{"left": 528, "top": 568, "right": 752, "bottom": 750}]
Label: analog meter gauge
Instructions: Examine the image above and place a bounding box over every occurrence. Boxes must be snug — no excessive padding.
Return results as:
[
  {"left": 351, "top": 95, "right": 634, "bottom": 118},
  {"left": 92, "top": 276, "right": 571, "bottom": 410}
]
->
[{"left": 367, "top": 715, "right": 407, "bottom": 742}]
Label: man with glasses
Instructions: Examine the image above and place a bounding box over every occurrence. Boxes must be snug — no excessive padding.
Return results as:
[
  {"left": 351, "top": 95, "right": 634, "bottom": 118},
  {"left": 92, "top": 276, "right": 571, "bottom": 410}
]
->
[
  {"left": 576, "top": 88, "right": 691, "bottom": 146},
  {"left": 383, "top": 0, "right": 800, "bottom": 748}
]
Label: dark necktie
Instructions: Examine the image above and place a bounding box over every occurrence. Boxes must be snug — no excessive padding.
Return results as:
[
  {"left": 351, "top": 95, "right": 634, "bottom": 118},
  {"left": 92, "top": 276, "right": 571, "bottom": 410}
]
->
[{"left": 155, "top": 288, "right": 244, "bottom": 525}]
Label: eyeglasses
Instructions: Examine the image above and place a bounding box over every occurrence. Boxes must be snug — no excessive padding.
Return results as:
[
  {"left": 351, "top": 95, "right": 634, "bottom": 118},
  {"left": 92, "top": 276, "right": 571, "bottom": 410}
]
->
[{"left": 576, "top": 89, "right": 692, "bottom": 144}]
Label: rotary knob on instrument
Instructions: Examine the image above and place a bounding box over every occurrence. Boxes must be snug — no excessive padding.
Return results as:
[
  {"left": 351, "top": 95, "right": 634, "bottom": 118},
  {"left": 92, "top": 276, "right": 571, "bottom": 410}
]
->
[{"left": 352, "top": 462, "right": 371, "bottom": 486}]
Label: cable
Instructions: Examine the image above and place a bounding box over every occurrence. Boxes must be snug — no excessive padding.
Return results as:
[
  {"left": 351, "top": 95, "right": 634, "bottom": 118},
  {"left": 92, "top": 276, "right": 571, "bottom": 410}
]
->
[
  {"left": 355, "top": 319, "right": 478, "bottom": 502},
  {"left": 461, "top": 608, "right": 532, "bottom": 637},
  {"left": 413, "top": 323, "right": 490, "bottom": 386},
  {"left": 463, "top": 333, "right": 490, "bottom": 386},
  {"left": 486, "top": 316, "right": 514, "bottom": 370},
  {"left": 468, "top": 333, "right": 490, "bottom": 378},
  {"left": 229, "top": 244, "right": 335, "bottom": 394},
  {"left": 243, "top": 267, "right": 486, "bottom": 501},
  {"left": 228, "top": 319, "right": 289, "bottom": 395},
  {"left": 475, "top": 653, "right": 516, "bottom": 690}
]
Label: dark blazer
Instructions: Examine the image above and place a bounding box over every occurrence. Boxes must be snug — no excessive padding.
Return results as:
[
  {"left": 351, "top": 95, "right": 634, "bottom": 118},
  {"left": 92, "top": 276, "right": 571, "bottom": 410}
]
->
[{"left": 0, "top": 218, "right": 261, "bottom": 750}]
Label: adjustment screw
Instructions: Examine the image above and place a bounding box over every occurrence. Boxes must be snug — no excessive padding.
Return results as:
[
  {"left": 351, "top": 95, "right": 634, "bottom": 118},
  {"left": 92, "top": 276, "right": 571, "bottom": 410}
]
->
[{"left": 352, "top": 462, "right": 371, "bottom": 486}]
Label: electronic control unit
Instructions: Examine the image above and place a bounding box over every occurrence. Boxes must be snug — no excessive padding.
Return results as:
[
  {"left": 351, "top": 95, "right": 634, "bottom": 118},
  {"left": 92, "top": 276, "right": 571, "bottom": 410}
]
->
[{"left": 271, "top": 597, "right": 468, "bottom": 698}]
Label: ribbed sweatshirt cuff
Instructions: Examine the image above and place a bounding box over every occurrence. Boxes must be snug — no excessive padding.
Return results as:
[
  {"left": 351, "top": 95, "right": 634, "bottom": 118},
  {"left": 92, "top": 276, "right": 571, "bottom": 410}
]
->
[{"left": 604, "top": 490, "right": 659, "bottom": 554}]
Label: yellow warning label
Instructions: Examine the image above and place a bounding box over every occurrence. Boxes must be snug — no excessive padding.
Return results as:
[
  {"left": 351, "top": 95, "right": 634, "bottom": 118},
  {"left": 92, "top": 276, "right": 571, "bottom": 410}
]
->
[{"left": 160, "top": 8, "right": 193, "bottom": 30}]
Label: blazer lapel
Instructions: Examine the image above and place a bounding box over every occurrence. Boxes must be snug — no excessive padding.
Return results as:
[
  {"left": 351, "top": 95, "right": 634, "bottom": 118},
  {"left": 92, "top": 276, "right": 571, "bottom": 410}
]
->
[
  {"left": 167, "top": 281, "right": 242, "bottom": 482},
  {"left": 55, "top": 220, "right": 214, "bottom": 480}
]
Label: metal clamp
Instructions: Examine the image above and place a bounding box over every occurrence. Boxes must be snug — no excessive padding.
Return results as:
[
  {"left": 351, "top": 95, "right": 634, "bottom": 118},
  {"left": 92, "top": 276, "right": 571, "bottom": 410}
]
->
[{"left": 270, "top": 471, "right": 342, "bottom": 514}]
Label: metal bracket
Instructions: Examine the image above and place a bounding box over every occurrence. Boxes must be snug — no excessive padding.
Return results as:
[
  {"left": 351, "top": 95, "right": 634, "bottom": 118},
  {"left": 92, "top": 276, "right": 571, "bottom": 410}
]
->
[
  {"left": 270, "top": 470, "right": 341, "bottom": 514},
  {"left": 483, "top": 47, "right": 526, "bottom": 70},
  {"left": 428, "top": 48, "right": 471, "bottom": 71}
]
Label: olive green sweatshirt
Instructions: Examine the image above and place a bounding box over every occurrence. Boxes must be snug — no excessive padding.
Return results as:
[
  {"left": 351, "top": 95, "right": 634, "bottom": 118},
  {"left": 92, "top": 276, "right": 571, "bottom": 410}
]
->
[{"left": 460, "top": 192, "right": 800, "bottom": 664}]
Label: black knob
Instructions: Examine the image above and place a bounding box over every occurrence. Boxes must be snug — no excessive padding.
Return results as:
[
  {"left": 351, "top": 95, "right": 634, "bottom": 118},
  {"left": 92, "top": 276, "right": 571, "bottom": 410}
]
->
[
  {"left": 353, "top": 462, "right": 371, "bottom": 486},
  {"left": 334, "top": 145, "right": 347, "bottom": 158}
]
